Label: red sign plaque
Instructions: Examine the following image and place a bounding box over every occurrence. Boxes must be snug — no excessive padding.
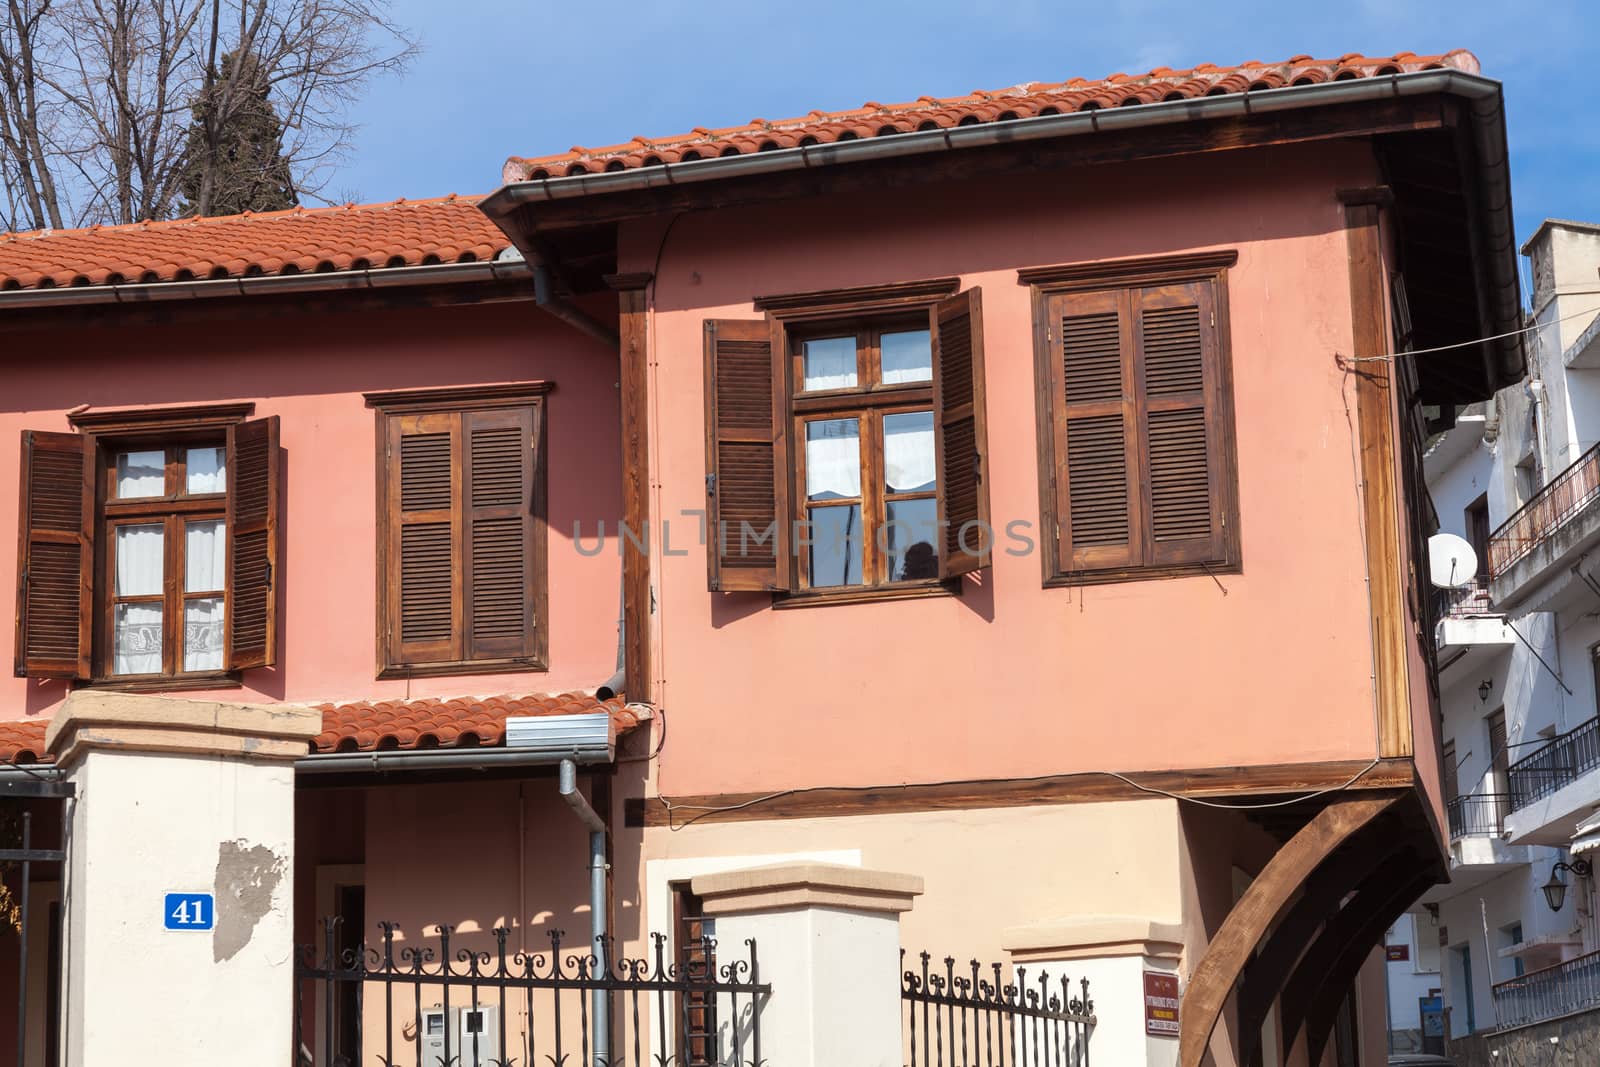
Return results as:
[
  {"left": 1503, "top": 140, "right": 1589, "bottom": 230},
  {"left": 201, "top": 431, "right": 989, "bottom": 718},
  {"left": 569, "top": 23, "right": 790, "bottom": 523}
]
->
[
  {"left": 1385, "top": 944, "right": 1410, "bottom": 962},
  {"left": 1144, "top": 971, "right": 1180, "bottom": 1037}
]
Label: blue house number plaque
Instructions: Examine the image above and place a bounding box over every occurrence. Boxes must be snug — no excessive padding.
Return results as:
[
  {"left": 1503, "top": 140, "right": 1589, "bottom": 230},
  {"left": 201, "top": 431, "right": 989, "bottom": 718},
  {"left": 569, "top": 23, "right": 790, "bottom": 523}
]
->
[{"left": 164, "top": 892, "right": 214, "bottom": 931}]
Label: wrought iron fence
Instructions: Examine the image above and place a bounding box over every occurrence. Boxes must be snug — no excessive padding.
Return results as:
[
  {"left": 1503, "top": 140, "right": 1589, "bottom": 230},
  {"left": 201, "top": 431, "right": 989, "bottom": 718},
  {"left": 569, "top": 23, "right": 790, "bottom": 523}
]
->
[
  {"left": 1432, "top": 578, "right": 1496, "bottom": 620},
  {"left": 901, "top": 951, "right": 1095, "bottom": 1067},
  {"left": 1488, "top": 441, "right": 1600, "bottom": 578},
  {"left": 1508, "top": 716, "right": 1600, "bottom": 811},
  {"left": 1446, "top": 793, "right": 1510, "bottom": 838},
  {"left": 1492, "top": 948, "right": 1600, "bottom": 1029},
  {"left": 293, "top": 919, "right": 767, "bottom": 1067}
]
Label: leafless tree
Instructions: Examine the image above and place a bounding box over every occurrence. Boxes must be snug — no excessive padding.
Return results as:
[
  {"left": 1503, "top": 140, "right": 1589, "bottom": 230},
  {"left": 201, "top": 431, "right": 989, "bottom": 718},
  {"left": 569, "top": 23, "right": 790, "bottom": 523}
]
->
[{"left": 0, "top": 0, "right": 416, "bottom": 231}]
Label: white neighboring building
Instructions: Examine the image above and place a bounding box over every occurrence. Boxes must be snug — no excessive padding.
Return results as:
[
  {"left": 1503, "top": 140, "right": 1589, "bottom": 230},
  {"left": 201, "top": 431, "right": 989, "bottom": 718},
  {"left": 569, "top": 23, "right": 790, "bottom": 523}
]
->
[
  {"left": 1418, "top": 219, "right": 1600, "bottom": 1041},
  {"left": 1383, "top": 912, "right": 1442, "bottom": 1053}
]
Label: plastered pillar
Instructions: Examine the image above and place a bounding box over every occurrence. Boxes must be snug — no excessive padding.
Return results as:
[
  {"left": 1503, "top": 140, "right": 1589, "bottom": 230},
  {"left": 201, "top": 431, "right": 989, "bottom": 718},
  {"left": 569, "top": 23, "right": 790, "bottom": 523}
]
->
[
  {"left": 1003, "top": 916, "right": 1185, "bottom": 1067},
  {"left": 46, "top": 691, "right": 320, "bottom": 1067},
  {"left": 691, "top": 862, "right": 923, "bottom": 1067}
]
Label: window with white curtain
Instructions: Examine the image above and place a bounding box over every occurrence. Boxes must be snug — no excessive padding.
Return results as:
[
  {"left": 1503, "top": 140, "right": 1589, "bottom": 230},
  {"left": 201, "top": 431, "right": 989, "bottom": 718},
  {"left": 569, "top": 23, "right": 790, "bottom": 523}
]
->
[
  {"left": 106, "top": 442, "right": 228, "bottom": 677},
  {"left": 790, "top": 318, "right": 938, "bottom": 589}
]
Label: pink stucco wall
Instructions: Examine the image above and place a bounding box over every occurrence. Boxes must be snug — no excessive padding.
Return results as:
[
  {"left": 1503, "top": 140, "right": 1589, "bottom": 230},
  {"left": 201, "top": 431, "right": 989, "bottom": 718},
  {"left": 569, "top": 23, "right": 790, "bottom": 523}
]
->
[
  {"left": 0, "top": 299, "right": 623, "bottom": 717},
  {"left": 625, "top": 141, "right": 1394, "bottom": 796}
]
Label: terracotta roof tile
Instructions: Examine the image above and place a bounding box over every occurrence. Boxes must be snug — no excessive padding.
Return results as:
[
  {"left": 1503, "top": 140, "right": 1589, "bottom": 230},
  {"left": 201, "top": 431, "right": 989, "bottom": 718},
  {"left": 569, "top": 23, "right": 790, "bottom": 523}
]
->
[
  {"left": 0, "top": 194, "right": 511, "bottom": 293},
  {"left": 0, "top": 692, "right": 644, "bottom": 763},
  {"left": 502, "top": 50, "right": 1479, "bottom": 180}
]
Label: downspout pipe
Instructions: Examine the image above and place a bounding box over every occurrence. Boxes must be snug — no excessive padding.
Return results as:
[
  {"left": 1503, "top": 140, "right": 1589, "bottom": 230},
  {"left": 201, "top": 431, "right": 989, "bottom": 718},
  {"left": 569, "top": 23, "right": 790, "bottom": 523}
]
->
[
  {"left": 560, "top": 758, "right": 609, "bottom": 1064},
  {"left": 529, "top": 253, "right": 619, "bottom": 349}
]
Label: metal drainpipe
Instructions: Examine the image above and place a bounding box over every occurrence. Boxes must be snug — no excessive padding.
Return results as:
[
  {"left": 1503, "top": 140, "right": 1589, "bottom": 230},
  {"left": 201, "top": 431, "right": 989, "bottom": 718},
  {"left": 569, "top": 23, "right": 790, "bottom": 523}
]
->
[
  {"left": 531, "top": 258, "right": 619, "bottom": 348},
  {"left": 559, "top": 758, "right": 609, "bottom": 1063}
]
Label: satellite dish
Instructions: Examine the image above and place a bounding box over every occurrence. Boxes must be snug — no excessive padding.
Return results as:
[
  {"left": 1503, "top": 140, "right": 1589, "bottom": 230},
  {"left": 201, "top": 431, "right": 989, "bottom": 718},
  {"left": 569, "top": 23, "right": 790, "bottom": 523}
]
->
[{"left": 1428, "top": 532, "right": 1479, "bottom": 589}]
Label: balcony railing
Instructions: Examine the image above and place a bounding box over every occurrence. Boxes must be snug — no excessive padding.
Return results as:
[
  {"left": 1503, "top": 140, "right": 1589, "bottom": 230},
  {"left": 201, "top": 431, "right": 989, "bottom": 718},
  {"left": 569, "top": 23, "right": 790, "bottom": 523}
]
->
[
  {"left": 1508, "top": 716, "right": 1600, "bottom": 811},
  {"left": 1488, "top": 441, "right": 1600, "bottom": 578},
  {"left": 1492, "top": 948, "right": 1600, "bottom": 1029},
  {"left": 1446, "top": 793, "right": 1509, "bottom": 839},
  {"left": 1433, "top": 578, "right": 1496, "bottom": 620}
]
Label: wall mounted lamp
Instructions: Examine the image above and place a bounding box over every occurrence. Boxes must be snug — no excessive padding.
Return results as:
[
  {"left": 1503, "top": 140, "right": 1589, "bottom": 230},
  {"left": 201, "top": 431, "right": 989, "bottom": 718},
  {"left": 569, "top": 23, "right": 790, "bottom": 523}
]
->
[
  {"left": 1542, "top": 859, "right": 1592, "bottom": 912},
  {"left": 1479, "top": 679, "right": 1493, "bottom": 703}
]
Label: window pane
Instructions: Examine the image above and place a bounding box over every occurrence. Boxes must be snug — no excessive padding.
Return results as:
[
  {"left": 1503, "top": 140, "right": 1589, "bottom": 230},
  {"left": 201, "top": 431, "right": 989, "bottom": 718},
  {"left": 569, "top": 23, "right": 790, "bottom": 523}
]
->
[
  {"left": 186, "top": 446, "right": 227, "bottom": 494},
  {"left": 185, "top": 519, "right": 226, "bottom": 592},
  {"left": 881, "top": 329, "right": 932, "bottom": 384},
  {"left": 886, "top": 498, "right": 939, "bottom": 581},
  {"left": 116, "top": 450, "right": 165, "bottom": 498},
  {"left": 801, "top": 336, "right": 857, "bottom": 391},
  {"left": 184, "top": 597, "right": 225, "bottom": 672},
  {"left": 806, "top": 418, "right": 861, "bottom": 500},
  {"left": 883, "top": 410, "right": 936, "bottom": 493},
  {"left": 806, "top": 504, "right": 862, "bottom": 587},
  {"left": 115, "top": 523, "right": 164, "bottom": 596},
  {"left": 113, "top": 602, "right": 162, "bottom": 675}
]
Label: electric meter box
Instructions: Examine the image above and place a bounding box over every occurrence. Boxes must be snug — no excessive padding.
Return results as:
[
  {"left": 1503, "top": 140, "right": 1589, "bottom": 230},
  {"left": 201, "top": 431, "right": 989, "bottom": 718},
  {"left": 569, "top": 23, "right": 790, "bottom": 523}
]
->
[{"left": 420, "top": 1004, "right": 500, "bottom": 1066}]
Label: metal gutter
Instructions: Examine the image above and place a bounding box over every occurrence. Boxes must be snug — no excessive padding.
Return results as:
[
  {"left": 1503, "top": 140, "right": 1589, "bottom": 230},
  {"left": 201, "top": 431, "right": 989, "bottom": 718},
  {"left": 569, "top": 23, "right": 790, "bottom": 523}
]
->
[
  {"left": 0, "top": 258, "right": 533, "bottom": 310},
  {"left": 294, "top": 744, "right": 611, "bottom": 775}
]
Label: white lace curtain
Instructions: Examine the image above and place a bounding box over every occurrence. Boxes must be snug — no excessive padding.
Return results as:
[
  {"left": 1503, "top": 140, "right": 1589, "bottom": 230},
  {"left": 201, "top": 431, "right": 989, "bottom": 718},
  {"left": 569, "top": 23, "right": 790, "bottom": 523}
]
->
[
  {"left": 805, "top": 415, "right": 935, "bottom": 500},
  {"left": 112, "top": 519, "right": 226, "bottom": 674}
]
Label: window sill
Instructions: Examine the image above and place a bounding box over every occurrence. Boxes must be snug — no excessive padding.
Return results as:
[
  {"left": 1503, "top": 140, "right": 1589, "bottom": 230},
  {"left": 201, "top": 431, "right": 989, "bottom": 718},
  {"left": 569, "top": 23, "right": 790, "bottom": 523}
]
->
[
  {"left": 77, "top": 672, "right": 242, "bottom": 694},
  {"left": 376, "top": 658, "right": 549, "bottom": 681},
  {"left": 773, "top": 580, "right": 959, "bottom": 609},
  {"left": 1043, "top": 560, "right": 1242, "bottom": 588}
]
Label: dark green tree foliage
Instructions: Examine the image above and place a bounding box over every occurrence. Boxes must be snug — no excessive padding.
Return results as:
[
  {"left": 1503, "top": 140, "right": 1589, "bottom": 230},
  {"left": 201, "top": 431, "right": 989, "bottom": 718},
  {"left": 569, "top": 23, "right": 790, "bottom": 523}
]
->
[{"left": 178, "top": 50, "right": 296, "bottom": 217}]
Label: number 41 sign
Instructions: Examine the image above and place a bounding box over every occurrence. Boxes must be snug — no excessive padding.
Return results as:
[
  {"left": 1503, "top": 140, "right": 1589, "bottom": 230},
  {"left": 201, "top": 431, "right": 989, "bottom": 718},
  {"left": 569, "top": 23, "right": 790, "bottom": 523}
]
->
[{"left": 165, "top": 892, "right": 215, "bottom": 931}]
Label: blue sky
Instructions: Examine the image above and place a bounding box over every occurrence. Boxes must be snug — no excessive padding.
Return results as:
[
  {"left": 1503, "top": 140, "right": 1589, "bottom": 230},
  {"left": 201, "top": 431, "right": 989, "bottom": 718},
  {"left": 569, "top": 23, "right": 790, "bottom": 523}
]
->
[{"left": 333, "top": 0, "right": 1598, "bottom": 250}]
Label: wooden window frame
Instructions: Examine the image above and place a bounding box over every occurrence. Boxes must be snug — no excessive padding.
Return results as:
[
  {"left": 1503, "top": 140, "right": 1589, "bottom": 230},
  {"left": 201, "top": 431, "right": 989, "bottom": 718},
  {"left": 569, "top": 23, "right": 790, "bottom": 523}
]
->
[
  {"left": 366, "top": 382, "right": 552, "bottom": 680},
  {"left": 83, "top": 404, "right": 254, "bottom": 690},
  {"left": 1023, "top": 251, "right": 1242, "bottom": 587},
  {"left": 774, "top": 304, "right": 956, "bottom": 606}
]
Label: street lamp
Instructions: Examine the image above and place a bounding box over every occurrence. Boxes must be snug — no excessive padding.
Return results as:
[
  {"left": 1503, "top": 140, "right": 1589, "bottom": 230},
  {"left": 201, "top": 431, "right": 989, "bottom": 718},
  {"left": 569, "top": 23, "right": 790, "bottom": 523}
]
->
[{"left": 1542, "top": 859, "right": 1592, "bottom": 912}]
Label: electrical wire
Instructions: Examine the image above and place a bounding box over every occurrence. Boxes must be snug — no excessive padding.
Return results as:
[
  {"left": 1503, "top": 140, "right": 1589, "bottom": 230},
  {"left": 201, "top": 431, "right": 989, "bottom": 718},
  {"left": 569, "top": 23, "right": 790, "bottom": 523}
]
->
[{"left": 1349, "top": 302, "right": 1600, "bottom": 364}]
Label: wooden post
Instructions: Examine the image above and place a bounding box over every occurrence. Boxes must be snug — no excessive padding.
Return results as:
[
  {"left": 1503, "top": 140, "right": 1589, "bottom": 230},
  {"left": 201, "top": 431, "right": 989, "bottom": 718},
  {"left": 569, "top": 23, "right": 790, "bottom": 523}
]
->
[{"left": 609, "top": 273, "right": 653, "bottom": 702}]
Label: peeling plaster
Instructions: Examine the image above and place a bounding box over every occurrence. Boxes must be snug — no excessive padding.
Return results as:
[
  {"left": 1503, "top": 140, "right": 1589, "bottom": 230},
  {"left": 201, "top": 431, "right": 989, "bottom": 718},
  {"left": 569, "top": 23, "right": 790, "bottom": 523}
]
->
[{"left": 213, "top": 839, "right": 284, "bottom": 963}]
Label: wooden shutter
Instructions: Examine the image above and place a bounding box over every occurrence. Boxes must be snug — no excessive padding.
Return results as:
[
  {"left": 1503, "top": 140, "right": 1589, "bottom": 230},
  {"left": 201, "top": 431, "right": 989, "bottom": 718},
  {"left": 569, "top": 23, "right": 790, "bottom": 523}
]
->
[
  {"left": 384, "top": 411, "right": 460, "bottom": 666},
  {"left": 13, "top": 430, "right": 93, "bottom": 678},
  {"left": 1135, "top": 281, "right": 1228, "bottom": 567},
  {"left": 933, "top": 288, "right": 991, "bottom": 577},
  {"left": 462, "top": 406, "right": 538, "bottom": 661},
  {"left": 1051, "top": 288, "right": 1141, "bottom": 572},
  {"left": 226, "top": 416, "right": 281, "bottom": 670},
  {"left": 703, "top": 318, "right": 789, "bottom": 592}
]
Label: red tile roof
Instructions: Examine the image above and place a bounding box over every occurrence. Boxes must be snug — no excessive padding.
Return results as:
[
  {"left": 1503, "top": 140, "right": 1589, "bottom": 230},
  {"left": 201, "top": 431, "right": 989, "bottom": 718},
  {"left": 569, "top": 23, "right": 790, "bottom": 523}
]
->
[
  {"left": 0, "top": 194, "right": 510, "bottom": 293},
  {"left": 503, "top": 50, "right": 1478, "bottom": 180},
  {"left": 0, "top": 691, "right": 643, "bottom": 764},
  {"left": 311, "top": 691, "right": 642, "bottom": 754}
]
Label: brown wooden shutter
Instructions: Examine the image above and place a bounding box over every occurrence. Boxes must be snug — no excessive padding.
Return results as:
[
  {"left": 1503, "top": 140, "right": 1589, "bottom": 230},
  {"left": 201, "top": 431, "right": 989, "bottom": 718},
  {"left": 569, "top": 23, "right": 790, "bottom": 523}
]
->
[
  {"left": 13, "top": 430, "right": 93, "bottom": 678},
  {"left": 1135, "top": 281, "right": 1228, "bottom": 567},
  {"left": 1050, "top": 289, "right": 1141, "bottom": 572},
  {"left": 225, "top": 416, "right": 281, "bottom": 670},
  {"left": 462, "top": 406, "right": 538, "bottom": 661},
  {"left": 384, "top": 412, "right": 461, "bottom": 666},
  {"left": 933, "top": 288, "right": 991, "bottom": 577},
  {"left": 703, "top": 318, "right": 789, "bottom": 592}
]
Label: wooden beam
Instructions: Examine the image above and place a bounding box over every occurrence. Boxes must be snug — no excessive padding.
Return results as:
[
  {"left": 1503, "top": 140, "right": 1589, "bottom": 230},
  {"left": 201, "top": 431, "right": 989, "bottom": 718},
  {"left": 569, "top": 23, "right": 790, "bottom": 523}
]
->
[
  {"left": 1283, "top": 867, "right": 1436, "bottom": 1064},
  {"left": 1345, "top": 199, "right": 1413, "bottom": 759},
  {"left": 1236, "top": 829, "right": 1411, "bottom": 1064},
  {"left": 624, "top": 758, "right": 1416, "bottom": 828},
  {"left": 613, "top": 278, "right": 652, "bottom": 700},
  {"left": 1178, "top": 793, "right": 1399, "bottom": 1067}
]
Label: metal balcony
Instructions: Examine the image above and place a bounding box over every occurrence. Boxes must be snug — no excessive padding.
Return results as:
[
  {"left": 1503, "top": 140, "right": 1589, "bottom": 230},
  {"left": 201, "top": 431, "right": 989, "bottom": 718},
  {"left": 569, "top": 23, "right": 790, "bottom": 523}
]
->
[
  {"left": 1488, "top": 442, "right": 1600, "bottom": 611},
  {"left": 1493, "top": 948, "right": 1600, "bottom": 1029},
  {"left": 1446, "top": 793, "right": 1509, "bottom": 839},
  {"left": 1508, "top": 716, "right": 1600, "bottom": 812}
]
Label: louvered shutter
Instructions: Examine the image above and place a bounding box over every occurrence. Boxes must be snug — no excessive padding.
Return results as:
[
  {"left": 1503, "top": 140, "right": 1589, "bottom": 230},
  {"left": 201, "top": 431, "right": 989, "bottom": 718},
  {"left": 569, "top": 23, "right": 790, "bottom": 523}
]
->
[
  {"left": 385, "top": 412, "right": 460, "bottom": 665},
  {"left": 1051, "top": 289, "right": 1142, "bottom": 572},
  {"left": 463, "top": 407, "right": 538, "bottom": 661},
  {"left": 1136, "top": 281, "right": 1228, "bottom": 567},
  {"left": 13, "top": 431, "right": 93, "bottom": 678},
  {"left": 933, "top": 288, "right": 992, "bottom": 577},
  {"left": 225, "top": 416, "right": 281, "bottom": 670},
  {"left": 703, "top": 319, "right": 789, "bottom": 592}
]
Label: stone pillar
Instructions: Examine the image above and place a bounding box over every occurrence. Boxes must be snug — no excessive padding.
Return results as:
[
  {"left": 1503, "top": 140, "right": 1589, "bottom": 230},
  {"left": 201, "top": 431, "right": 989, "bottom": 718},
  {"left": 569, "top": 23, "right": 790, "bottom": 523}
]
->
[
  {"left": 46, "top": 691, "right": 320, "bottom": 1067},
  {"left": 691, "top": 862, "right": 924, "bottom": 1067},
  {"left": 1002, "top": 916, "right": 1185, "bottom": 1067}
]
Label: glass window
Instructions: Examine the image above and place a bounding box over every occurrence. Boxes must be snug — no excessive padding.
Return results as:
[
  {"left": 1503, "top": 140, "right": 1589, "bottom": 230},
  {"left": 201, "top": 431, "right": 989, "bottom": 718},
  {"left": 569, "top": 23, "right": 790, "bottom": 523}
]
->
[
  {"left": 186, "top": 446, "right": 227, "bottom": 494},
  {"left": 116, "top": 450, "right": 165, "bottom": 498},
  {"left": 801, "top": 336, "right": 857, "bottom": 392},
  {"left": 806, "top": 418, "right": 861, "bottom": 500},
  {"left": 113, "top": 523, "right": 164, "bottom": 675},
  {"left": 808, "top": 505, "right": 862, "bottom": 587},
  {"left": 184, "top": 519, "right": 226, "bottom": 592},
  {"left": 883, "top": 411, "right": 935, "bottom": 493},
  {"left": 880, "top": 329, "right": 932, "bottom": 384}
]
